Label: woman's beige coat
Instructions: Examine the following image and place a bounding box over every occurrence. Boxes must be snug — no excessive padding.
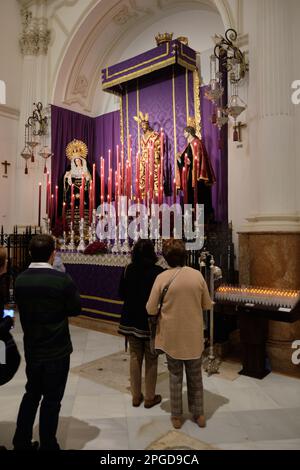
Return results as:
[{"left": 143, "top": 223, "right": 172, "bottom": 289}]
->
[{"left": 146, "top": 266, "right": 212, "bottom": 360}]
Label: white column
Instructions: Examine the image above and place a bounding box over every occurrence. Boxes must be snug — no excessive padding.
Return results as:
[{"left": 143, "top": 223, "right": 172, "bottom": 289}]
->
[
  {"left": 243, "top": 0, "right": 298, "bottom": 231},
  {"left": 14, "top": 3, "right": 50, "bottom": 228}
]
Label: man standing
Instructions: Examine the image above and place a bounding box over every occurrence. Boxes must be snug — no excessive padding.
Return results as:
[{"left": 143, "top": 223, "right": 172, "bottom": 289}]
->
[{"left": 13, "top": 235, "right": 81, "bottom": 451}]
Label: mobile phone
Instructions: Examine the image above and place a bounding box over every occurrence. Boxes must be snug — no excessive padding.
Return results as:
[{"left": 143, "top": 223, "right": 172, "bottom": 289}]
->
[{"left": 3, "top": 309, "right": 14, "bottom": 318}]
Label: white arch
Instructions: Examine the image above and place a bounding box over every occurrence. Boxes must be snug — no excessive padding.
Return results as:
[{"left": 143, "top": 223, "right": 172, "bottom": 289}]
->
[
  {"left": 213, "top": 0, "right": 236, "bottom": 31},
  {"left": 51, "top": 0, "right": 235, "bottom": 116}
]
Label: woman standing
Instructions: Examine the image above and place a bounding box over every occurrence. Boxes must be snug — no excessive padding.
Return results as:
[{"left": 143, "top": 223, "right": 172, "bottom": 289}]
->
[
  {"left": 118, "top": 240, "right": 164, "bottom": 408},
  {"left": 146, "top": 239, "right": 212, "bottom": 429}
]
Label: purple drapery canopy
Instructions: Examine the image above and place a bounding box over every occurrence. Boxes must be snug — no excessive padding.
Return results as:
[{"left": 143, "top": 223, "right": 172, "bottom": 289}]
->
[{"left": 200, "top": 86, "right": 228, "bottom": 223}]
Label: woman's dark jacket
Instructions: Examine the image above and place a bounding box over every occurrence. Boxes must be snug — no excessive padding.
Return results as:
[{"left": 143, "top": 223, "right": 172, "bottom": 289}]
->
[{"left": 118, "top": 262, "right": 164, "bottom": 339}]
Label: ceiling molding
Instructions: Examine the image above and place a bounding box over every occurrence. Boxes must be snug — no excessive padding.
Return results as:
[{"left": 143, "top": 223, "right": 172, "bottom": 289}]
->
[
  {"left": 0, "top": 105, "right": 20, "bottom": 121},
  {"left": 213, "top": 0, "right": 236, "bottom": 30}
]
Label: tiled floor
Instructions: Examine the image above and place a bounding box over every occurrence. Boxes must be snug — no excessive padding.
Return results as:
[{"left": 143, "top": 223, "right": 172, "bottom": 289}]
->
[{"left": 1, "top": 317, "right": 300, "bottom": 450}]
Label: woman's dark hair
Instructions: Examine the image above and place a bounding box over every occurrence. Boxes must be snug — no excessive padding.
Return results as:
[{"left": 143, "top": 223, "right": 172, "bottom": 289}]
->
[
  {"left": 131, "top": 239, "right": 157, "bottom": 266},
  {"left": 29, "top": 235, "right": 55, "bottom": 262},
  {"left": 184, "top": 126, "right": 196, "bottom": 137},
  {"left": 162, "top": 239, "right": 186, "bottom": 267}
]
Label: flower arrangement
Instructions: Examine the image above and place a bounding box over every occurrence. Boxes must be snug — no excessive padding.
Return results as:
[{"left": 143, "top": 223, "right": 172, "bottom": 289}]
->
[{"left": 84, "top": 241, "right": 108, "bottom": 255}]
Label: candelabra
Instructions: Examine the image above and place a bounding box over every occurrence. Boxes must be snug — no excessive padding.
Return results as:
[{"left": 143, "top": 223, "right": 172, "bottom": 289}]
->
[
  {"left": 112, "top": 228, "right": 120, "bottom": 253},
  {"left": 88, "top": 226, "right": 93, "bottom": 246},
  {"left": 121, "top": 236, "right": 130, "bottom": 253},
  {"left": 120, "top": 215, "right": 130, "bottom": 253},
  {"left": 21, "top": 102, "right": 53, "bottom": 174},
  {"left": 61, "top": 231, "right": 67, "bottom": 251},
  {"left": 67, "top": 223, "right": 76, "bottom": 250},
  {"left": 106, "top": 238, "right": 112, "bottom": 253},
  {"left": 92, "top": 209, "right": 97, "bottom": 243},
  {"left": 205, "top": 29, "right": 249, "bottom": 141},
  {"left": 77, "top": 219, "right": 86, "bottom": 252}
]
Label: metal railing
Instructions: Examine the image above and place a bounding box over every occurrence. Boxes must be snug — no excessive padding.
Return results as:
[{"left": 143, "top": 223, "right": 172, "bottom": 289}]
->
[
  {"left": 0, "top": 226, "right": 41, "bottom": 302},
  {"left": 186, "top": 222, "right": 235, "bottom": 284}
]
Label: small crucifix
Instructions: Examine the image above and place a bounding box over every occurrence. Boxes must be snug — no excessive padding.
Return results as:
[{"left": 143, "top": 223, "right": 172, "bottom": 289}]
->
[
  {"left": 1, "top": 160, "right": 11, "bottom": 178},
  {"left": 233, "top": 122, "right": 247, "bottom": 143}
]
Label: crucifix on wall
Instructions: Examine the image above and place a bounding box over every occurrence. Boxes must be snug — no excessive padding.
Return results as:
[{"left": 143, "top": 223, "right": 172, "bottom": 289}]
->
[
  {"left": 233, "top": 122, "right": 247, "bottom": 143},
  {"left": 1, "top": 160, "right": 11, "bottom": 178}
]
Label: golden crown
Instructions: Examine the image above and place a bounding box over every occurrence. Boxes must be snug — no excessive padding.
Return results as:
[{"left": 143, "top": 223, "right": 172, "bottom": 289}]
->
[
  {"left": 155, "top": 32, "right": 173, "bottom": 46},
  {"left": 187, "top": 116, "right": 196, "bottom": 129},
  {"left": 66, "top": 139, "right": 88, "bottom": 160}
]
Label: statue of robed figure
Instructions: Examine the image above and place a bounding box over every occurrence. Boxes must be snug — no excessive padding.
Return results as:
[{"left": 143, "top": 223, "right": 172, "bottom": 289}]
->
[{"left": 176, "top": 119, "right": 216, "bottom": 221}]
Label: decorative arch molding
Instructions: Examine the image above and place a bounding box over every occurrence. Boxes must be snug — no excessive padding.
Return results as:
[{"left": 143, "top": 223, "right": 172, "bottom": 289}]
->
[
  {"left": 213, "top": 0, "right": 236, "bottom": 31},
  {"left": 52, "top": 0, "right": 236, "bottom": 115}
]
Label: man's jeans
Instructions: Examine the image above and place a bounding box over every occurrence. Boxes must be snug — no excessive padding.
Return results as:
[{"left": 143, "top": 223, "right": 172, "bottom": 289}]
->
[{"left": 13, "top": 355, "right": 70, "bottom": 450}]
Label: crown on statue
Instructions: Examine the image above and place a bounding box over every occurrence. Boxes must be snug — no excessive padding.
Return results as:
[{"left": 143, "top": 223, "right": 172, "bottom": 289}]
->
[
  {"left": 187, "top": 116, "right": 196, "bottom": 129},
  {"left": 133, "top": 111, "right": 149, "bottom": 125},
  {"left": 66, "top": 139, "right": 88, "bottom": 160},
  {"left": 155, "top": 32, "right": 173, "bottom": 46}
]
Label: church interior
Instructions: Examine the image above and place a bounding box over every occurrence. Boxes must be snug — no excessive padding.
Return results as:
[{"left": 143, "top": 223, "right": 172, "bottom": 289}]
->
[{"left": 1, "top": 0, "right": 300, "bottom": 452}]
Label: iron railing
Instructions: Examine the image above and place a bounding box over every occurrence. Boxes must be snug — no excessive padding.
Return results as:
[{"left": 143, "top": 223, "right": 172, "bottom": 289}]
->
[{"left": 0, "top": 226, "right": 41, "bottom": 302}]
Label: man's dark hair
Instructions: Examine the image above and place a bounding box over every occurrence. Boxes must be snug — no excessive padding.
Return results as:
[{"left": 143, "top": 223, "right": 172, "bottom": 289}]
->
[
  {"left": 132, "top": 239, "right": 157, "bottom": 266},
  {"left": 29, "top": 235, "right": 55, "bottom": 262},
  {"left": 184, "top": 126, "right": 196, "bottom": 138},
  {"left": 162, "top": 239, "right": 186, "bottom": 267}
]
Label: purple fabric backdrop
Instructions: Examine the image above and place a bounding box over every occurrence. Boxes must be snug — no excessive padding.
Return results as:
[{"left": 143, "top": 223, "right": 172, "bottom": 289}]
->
[
  {"left": 94, "top": 111, "right": 121, "bottom": 192},
  {"left": 200, "top": 86, "right": 228, "bottom": 223},
  {"left": 51, "top": 106, "right": 120, "bottom": 198},
  {"left": 122, "top": 66, "right": 193, "bottom": 196},
  {"left": 51, "top": 105, "right": 95, "bottom": 190}
]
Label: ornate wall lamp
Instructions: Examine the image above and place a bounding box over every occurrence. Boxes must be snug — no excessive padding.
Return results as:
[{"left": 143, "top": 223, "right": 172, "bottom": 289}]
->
[
  {"left": 21, "top": 102, "right": 53, "bottom": 174},
  {"left": 205, "top": 29, "right": 249, "bottom": 141}
]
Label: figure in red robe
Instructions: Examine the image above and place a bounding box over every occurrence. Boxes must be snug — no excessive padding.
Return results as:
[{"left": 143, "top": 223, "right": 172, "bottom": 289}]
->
[{"left": 176, "top": 126, "right": 216, "bottom": 221}]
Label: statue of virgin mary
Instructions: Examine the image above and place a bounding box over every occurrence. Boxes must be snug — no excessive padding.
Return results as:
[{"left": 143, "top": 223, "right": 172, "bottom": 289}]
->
[{"left": 63, "top": 139, "right": 91, "bottom": 206}]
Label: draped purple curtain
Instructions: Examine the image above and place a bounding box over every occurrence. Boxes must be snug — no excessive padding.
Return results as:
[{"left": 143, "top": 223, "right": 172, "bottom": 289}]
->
[
  {"left": 51, "top": 105, "right": 95, "bottom": 189},
  {"left": 200, "top": 86, "right": 228, "bottom": 223}
]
